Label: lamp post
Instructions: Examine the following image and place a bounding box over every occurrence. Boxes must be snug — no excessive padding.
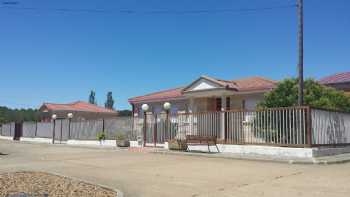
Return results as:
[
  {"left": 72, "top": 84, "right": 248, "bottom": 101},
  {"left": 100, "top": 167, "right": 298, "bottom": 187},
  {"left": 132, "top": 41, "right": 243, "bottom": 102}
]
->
[
  {"left": 67, "top": 113, "right": 73, "bottom": 140},
  {"left": 51, "top": 114, "right": 57, "bottom": 144},
  {"left": 141, "top": 104, "right": 149, "bottom": 147},
  {"left": 163, "top": 102, "right": 171, "bottom": 140}
]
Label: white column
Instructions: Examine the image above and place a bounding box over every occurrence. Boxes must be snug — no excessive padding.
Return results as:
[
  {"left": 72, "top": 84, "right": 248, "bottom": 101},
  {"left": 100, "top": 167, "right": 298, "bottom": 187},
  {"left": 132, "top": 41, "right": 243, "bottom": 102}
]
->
[
  {"left": 220, "top": 96, "right": 226, "bottom": 140},
  {"left": 189, "top": 98, "right": 194, "bottom": 113}
]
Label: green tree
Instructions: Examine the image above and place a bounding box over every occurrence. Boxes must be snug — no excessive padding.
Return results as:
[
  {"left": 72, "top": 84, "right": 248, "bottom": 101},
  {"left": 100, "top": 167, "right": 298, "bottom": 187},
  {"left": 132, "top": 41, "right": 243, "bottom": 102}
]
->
[
  {"left": 117, "top": 110, "right": 132, "bottom": 116},
  {"left": 89, "top": 90, "right": 97, "bottom": 105},
  {"left": 105, "top": 92, "right": 114, "bottom": 109},
  {"left": 0, "top": 106, "right": 39, "bottom": 124},
  {"left": 259, "top": 78, "right": 350, "bottom": 112}
]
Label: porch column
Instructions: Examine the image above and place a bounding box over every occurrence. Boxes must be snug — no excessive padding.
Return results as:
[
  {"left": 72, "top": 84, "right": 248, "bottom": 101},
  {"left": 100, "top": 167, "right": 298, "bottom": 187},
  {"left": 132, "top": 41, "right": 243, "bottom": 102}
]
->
[
  {"left": 220, "top": 96, "right": 226, "bottom": 140},
  {"left": 189, "top": 98, "right": 194, "bottom": 113}
]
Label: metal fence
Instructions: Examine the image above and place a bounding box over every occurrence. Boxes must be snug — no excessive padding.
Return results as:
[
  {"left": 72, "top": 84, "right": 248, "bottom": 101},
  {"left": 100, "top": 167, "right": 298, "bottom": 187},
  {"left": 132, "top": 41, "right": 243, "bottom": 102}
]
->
[
  {"left": 0, "top": 122, "right": 15, "bottom": 137},
  {"left": 1, "top": 117, "right": 132, "bottom": 141},
  {"left": 134, "top": 106, "right": 350, "bottom": 148},
  {"left": 311, "top": 108, "right": 350, "bottom": 146}
]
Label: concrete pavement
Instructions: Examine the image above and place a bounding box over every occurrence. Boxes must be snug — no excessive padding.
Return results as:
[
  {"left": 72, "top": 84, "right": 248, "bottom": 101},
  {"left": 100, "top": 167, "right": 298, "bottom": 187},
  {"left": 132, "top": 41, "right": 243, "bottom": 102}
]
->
[{"left": 1, "top": 140, "right": 350, "bottom": 197}]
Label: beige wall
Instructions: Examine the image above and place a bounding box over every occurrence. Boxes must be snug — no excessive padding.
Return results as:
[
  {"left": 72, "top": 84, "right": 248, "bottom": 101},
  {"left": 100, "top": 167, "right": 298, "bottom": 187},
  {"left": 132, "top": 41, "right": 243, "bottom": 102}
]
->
[{"left": 132, "top": 93, "right": 265, "bottom": 116}]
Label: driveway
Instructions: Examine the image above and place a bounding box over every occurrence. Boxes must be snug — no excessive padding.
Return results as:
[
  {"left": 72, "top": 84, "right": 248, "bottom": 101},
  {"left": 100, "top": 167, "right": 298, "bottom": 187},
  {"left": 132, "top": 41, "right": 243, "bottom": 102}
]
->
[{"left": 1, "top": 140, "right": 350, "bottom": 197}]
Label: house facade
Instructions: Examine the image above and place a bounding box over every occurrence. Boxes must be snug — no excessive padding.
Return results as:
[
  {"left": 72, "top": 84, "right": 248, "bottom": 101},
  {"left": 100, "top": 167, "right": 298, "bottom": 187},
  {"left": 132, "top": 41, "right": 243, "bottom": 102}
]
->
[
  {"left": 128, "top": 76, "right": 277, "bottom": 117},
  {"left": 319, "top": 72, "right": 350, "bottom": 96},
  {"left": 39, "top": 101, "right": 118, "bottom": 121}
]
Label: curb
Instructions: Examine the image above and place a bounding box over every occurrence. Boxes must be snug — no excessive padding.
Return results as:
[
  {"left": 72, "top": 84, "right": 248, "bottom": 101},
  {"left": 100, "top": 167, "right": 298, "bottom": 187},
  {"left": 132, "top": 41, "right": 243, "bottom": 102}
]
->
[{"left": 151, "top": 150, "right": 350, "bottom": 165}]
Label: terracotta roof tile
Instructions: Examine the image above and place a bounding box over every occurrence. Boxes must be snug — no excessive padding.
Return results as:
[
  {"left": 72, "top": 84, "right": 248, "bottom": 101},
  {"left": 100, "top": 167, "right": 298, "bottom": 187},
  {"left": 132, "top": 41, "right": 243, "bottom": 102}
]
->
[
  {"left": 226, "top": 77, "right": 277, "bottom": 92},
  {"left": 42, "top": 101, "right": 117, "bottom": 114},
  {"left": 319, "top": 72, "right": 350, "bottom": 84},
  {"left": 128, "top": 87, "right": 185, "bottom": 104},
  {"left": 129, "top": 76, "right": 277, "bottom": 104}
]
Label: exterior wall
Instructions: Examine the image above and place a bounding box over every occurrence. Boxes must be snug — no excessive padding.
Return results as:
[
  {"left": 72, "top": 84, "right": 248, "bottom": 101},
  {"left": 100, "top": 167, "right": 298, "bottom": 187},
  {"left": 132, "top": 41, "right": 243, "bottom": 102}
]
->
[
  {"left": 132, "top": 93, "right": 265, "bottom": 117},
  {"left": 133, "top": 99, "right": 189, "bottom": 117},
  {"left": 325, "top": 82, "right": 350, "bottom": 92},
  {"left": 41, "top": 111, "right": 118, "bottom": 122},
  {"left": 228, "top": 93, "right": 264, "bottom": 110}
]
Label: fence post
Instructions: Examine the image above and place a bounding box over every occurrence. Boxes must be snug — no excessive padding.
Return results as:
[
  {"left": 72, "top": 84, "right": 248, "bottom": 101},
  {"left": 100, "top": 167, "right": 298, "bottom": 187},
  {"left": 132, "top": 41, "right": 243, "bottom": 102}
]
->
[
  {"left": 60, "top": 120, "right": 63, "bottom": 143},
  {"left": 166, "top": 110, "right": 169, "bottom": 142},
  {"left": 154, "top": 114, "right": 157, "bottom": 147},
  {"left": 35, "top": 121, "right": 38, "bottom": 137},
  {"left": 220, "top": 96, "right": 226, "bottom": 141},
  {"left": 143, "top": 112, "right": 147, "bottom": 147},
  {"left": 102, "top": 119, "right": 105, "bottom": 133},
  {"left": 306, "top": 106, "right": 312, "bottom": 147},
  {"left": 52, "top": 119, "right": 56, "bottom": 144}
]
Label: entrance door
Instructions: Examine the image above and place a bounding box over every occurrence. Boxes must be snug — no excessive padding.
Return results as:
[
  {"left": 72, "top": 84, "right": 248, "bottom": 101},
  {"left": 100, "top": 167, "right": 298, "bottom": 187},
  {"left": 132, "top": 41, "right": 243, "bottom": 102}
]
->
[
  {"left": 14, "top": 122, "right": 23, "bottom": 140},
  {"left": 144, "top": 113, "right": 167, "bottom": 147}
]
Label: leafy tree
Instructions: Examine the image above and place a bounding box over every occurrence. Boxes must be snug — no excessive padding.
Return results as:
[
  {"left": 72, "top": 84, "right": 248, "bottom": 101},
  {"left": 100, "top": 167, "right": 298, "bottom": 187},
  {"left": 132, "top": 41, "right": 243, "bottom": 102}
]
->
[
  {"left": 105, "top": 92, "right": 114, "bottom": 109},
  {"left": 117, "top": 110, "right": 132, "bottom": 116},
  {"left": 0, "top": 106, "right": 39, "bottom": 124},
  {"left": 259, "top": 78, "right": 350, "bottom": 112},
  {"left": 89, "top": 90, "right": 97, "bottom": 105}
]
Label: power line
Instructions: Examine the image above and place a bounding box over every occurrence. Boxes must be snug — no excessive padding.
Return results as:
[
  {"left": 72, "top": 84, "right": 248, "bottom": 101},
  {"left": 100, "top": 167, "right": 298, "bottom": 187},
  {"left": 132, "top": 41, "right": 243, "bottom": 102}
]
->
[{"left": 0, "top": 4, "right": 296, "bottom": 15}]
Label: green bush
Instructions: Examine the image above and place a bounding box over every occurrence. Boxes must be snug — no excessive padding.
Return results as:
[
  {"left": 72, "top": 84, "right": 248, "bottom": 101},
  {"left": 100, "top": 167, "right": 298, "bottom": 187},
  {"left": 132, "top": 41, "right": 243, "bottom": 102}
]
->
[
  {"left": 115, "top": 132, "right": 127, "bottom": 141},
  {"left": 168, "top": 139, "right": 188, "bottom": 151},
  {"left": 259, "top": 78, "right": 350, "bottom": 112},
  {"left": 96, "top": 132, "right": 106, "bottom": 141}
]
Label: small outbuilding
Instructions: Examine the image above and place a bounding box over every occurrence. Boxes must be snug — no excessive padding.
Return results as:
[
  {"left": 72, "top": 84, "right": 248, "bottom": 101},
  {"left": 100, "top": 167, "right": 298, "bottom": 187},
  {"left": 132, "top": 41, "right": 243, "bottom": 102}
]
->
[{"left": 39, "top": 101, "right": 118, "bottom": 121}]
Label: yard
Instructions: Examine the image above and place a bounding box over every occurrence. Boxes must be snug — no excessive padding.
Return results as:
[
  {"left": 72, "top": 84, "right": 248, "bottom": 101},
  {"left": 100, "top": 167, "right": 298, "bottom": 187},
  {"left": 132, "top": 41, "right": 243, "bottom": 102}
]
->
[{"left": 1, "top": 140, "right": 350, "bottom": 197}]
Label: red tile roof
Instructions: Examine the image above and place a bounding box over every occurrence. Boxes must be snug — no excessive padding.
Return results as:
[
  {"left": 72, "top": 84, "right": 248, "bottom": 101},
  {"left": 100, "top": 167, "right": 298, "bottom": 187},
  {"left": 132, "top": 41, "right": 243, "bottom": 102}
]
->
[
  {"left": 217, "top": 76, "right": 277, "bottom": 92},
  {"left": 129, "top": 76, "right": 277, "bottom": 104},
  {"left": 319, "top": 72, "right": 350, "bottom": 84},
  {"left": 128, "top": 87, "right": 185, "bottom": 104},
  {"left": 41, "top": 101, "right": 117, "bottom": 114}
]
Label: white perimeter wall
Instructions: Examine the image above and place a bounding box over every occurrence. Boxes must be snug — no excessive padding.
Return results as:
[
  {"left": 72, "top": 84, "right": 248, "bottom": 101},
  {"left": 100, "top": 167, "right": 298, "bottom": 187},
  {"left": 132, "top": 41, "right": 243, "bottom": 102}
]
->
[{"left": 188, "top": 144, "right": 314, "bottom": 158}]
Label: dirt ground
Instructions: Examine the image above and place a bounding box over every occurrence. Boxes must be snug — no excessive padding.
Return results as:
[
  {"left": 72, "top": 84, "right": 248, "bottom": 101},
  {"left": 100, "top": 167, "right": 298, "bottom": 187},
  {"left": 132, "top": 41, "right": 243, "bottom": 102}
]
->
[
  {"left": 0, "top": 171, "right": 117, "bottom": 197},
  {"left": 1, "top": 140, "right": 350, "bottom": 197}
]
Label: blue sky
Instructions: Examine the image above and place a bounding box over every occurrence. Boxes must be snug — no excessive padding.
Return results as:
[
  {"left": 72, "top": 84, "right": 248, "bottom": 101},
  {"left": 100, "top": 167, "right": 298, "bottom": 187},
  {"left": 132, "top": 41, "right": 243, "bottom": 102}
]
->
[{"left": 0, "top": 0, "right": 349, "bottom": 110}]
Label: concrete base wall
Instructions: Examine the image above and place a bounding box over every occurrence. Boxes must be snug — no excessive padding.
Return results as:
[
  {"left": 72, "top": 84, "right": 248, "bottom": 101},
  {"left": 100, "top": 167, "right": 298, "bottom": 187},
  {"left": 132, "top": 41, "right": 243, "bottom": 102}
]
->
[
  {"left": 0, "top": 136, "right": 13, "bottom": 140},
  {"left": 313, "top": 146, "right": 350, "bottom": 157},
  {"left": 21, "top": 137, "right": 52, "bottom": 144},
  {"left": 67, "top": 139, "right": 116, "bottom": 147},
  {"left": 187, "top": 144, "right": 314, "bottom": 158},
  {"left": 129, "top": 141, "right": 168, "bottom": 148},
  {"left": 130, "top": 141, "right": 141, "bottom": 147}
]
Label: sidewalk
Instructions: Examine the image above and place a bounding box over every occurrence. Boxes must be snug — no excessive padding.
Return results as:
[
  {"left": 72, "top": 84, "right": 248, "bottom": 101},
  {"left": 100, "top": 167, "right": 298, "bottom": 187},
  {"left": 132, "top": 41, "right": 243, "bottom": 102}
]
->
[{"left": 151, "top": 149, "right": 350, "bottom": 165}]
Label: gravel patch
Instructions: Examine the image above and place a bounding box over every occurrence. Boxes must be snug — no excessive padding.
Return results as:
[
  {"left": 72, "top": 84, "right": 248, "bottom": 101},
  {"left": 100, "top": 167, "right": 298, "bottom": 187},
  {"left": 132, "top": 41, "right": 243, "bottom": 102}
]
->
[{"left": 0, "top": 171, "right": 117, "bottom": 197}]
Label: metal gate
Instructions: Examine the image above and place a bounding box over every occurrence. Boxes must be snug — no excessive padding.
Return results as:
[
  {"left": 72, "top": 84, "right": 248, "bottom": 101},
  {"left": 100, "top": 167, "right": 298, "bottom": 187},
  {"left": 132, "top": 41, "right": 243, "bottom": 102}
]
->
[
  {"left": 144, "top": 113, "right": 169, "bottom": 147},
  {"left": 14, "top": 122, "right": 23, "bottom": 141}
]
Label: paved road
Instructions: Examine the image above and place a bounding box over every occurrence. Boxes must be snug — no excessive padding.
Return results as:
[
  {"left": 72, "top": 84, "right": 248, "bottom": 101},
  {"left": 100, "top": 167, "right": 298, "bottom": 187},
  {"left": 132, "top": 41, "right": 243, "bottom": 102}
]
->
[{"left": 1, "top": 140, "right": 350, "bottom": 197}]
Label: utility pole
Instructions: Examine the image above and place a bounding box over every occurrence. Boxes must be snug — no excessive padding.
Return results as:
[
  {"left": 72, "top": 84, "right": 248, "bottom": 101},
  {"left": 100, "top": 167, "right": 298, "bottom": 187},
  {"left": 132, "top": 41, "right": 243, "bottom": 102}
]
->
[{"left": 297, "top": 0, "right": 304, "bottom": 106}]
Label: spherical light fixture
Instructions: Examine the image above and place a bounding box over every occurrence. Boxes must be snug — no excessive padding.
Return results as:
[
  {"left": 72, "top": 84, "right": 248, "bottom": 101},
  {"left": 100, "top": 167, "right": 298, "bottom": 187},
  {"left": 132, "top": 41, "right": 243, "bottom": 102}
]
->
[
  {"left": 141, "top": 104, "right": 149, "bottom": 112},
  {"left": 51, "top": 114, "right": 57, "bottom": 120},
  {"left": 67, "top": 113, "right": 73, "bottom": 119},
  {"left": 163, "top": 102, "right": 171, "bottom": 111}
]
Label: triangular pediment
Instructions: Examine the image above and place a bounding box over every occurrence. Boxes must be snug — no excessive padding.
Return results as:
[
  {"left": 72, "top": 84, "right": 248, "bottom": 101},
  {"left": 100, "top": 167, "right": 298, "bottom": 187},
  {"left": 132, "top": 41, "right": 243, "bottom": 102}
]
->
[{"left": 183, "top": 76, "right": 225, "bottom": 92}]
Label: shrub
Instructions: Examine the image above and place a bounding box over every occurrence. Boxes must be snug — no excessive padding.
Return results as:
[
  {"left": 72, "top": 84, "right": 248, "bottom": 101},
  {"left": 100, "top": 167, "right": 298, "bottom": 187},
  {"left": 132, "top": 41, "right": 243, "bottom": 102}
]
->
[
  {"left": 96, "top": 132, "right": 106, "bottom": 141},
  {"left": 115, "top": 132, "right": 127, "bottom": 141},
  {"left": 168, "top": 139, "right": 188, "bottom": 151},
  {"left": 259, "top": 78, "right": 350, "bottom": 112}
]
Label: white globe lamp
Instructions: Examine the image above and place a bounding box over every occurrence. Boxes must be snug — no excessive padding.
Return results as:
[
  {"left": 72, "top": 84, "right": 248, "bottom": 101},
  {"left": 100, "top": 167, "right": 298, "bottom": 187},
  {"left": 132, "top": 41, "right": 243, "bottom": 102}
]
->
[
  {"left": 163, "top": 102, "right": 171, "bottom": 111},
  {"left": 67, "top": 113, "right": 73, "bottom": 119},
  {"left": 141, "top": 104, "right": 149, "bottom": 112}
]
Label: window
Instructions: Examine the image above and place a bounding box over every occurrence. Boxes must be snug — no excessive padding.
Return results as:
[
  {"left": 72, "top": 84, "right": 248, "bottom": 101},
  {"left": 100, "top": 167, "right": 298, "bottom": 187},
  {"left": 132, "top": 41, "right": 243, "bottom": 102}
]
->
[
  {"left": 216, "top": 98, "right": 222, "bottom": 111},
  {"left": 226, "top": 97, "right": 230, "bottom": 110}
]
